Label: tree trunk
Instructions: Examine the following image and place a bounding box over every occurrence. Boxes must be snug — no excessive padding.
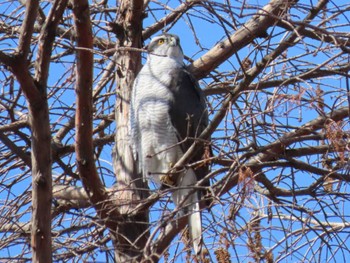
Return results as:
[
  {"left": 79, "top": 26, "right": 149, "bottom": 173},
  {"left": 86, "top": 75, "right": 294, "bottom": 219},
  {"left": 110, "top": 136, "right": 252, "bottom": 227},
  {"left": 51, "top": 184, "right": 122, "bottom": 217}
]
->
[
  {"left": 112, "top": 0, "right": 149, "bottom": 261},
  {"left": 29, "top": 100, "right": 53, "bottom": 263},
  {"left": 12, "top": 0, "right": 54, "bottom": 261}
]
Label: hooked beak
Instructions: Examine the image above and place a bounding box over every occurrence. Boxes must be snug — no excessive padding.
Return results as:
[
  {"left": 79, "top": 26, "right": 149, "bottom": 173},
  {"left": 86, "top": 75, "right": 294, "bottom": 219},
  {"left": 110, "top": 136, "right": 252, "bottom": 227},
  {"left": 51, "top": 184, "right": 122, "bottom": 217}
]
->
[{"left": 169, "top": 36, "right": 178, "bottom": 47}]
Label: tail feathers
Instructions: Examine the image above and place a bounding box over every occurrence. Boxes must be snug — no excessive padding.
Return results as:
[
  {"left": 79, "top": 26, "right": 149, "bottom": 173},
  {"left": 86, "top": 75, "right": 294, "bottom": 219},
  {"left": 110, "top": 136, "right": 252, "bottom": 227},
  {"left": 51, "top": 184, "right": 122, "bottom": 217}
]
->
[
  {"left": 188, "top": 199, "right": 202, "bottom": 255},
  {"left": 172, "top": 169, "right": 203, "bottom": 255}
]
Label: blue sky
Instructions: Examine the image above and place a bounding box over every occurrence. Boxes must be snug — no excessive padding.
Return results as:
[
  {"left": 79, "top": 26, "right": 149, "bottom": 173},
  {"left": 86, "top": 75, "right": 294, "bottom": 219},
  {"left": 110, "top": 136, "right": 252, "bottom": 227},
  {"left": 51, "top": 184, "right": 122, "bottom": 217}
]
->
[{"left": 1, "top": 0, "right": 350, "bottom": 262}]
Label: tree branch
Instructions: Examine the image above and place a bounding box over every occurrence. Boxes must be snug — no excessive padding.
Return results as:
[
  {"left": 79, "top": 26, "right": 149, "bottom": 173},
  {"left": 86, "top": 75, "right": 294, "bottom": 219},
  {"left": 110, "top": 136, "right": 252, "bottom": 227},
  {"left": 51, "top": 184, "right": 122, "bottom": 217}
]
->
[
  {"left": 17, "top": 0, "right": 39, "bottom": 59},
  {"left": 0, "top": 131, "right": 31, "bottom": 167},
  {"left": 189, "top": 0, "right": 298, "bottom": 79},
  {"left": 214, "top": 106, "right": 349, "bottom": 198},
  {"left": 142, "top": 0, "right": 199, "bottom": 39},
  {"left": 35, "top": 0, "right": 69, "bottom": 86},
  {"left": 153, "top": 7, "right": 341, "bottom": 249},
  {"left": 72, "top": 0, "right": 120, "bottom": 228}
]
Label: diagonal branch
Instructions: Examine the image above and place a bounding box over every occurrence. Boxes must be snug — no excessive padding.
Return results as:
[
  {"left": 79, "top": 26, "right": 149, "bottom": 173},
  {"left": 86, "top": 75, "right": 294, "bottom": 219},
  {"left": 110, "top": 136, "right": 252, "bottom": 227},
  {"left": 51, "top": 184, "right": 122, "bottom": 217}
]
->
[
  {"left": 190, "top": 0, "right": 330, "bottom": 170},
  {"left": 0, "top": 131, "right": 31, "bottom": 167},
  {"left": 189, "top": 0, "right": 297, "bottom": 79},
  {"left": 142, "top": 0, "right": 199, "bottom": 39},
  {"left": 214, "top": 106, "right": 349, "bottom": 198}
]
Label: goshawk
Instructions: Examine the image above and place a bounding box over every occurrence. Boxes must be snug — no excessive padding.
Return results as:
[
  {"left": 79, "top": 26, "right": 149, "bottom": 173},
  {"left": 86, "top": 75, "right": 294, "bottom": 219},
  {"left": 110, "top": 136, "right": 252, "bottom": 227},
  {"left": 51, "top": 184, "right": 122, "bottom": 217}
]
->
[{"left": 129, "top": 33, "right": 210, "bottom": 255}]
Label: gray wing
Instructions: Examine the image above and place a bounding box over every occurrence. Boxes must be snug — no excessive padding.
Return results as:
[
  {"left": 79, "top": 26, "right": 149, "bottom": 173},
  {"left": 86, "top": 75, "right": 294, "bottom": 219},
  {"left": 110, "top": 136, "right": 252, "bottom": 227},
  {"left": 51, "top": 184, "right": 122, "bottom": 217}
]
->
[{"left": 168, "top": 67, "right": 210, "bottom": 186}]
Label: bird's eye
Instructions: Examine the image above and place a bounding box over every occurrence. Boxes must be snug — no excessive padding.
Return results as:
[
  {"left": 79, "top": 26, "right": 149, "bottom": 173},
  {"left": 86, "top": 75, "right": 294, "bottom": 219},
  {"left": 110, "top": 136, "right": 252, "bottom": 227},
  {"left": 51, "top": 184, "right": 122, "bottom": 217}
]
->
[{"left": 158, "top": 39, "right": 165, "bottom": 45}]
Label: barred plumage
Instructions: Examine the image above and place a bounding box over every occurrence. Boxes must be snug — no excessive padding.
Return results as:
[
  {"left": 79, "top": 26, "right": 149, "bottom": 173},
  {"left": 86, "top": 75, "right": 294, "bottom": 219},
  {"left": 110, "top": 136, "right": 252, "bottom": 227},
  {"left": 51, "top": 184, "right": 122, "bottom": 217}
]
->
[{"left": 129, "top": 33, "right": 210, "bottom": 255}]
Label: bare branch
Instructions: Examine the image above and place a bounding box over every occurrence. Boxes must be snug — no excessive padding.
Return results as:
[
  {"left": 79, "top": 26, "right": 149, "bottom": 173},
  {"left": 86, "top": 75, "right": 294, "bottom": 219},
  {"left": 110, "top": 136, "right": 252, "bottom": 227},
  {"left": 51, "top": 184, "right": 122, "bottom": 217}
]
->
[
  {"left": 17, "top": 0, "right": 39, "bottom": 58},
  {"left": 35, "top": 0, "right": 69, "bottom": 86},
  {"left": 72, "top": 0, "right": 119, "bottom": 225},
  {"left": 1, "top": 0, "right": 350, "bottom": 262},
  {"left": 189, "top": 0, "right": 298, "bottom": 79},
  {"left": 143, "top": 0, "right": 199, "bottom": 39}
]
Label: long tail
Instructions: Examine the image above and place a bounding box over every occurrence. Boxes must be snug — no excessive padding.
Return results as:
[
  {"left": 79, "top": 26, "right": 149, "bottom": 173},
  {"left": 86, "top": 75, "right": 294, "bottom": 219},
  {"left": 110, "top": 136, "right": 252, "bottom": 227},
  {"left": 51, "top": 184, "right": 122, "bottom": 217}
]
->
[
  {"left": 172, "top": 169, "right": 202, "bottom": 255},
  {"left": 188, "top": 191, "right": 202, "bottom": 255}
]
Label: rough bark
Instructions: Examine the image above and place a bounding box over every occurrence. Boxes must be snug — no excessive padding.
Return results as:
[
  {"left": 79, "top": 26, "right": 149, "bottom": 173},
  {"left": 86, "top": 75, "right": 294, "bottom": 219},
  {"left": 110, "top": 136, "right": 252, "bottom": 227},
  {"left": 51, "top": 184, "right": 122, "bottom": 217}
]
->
[{"left": 112, "top": 0, "right": 149, "bottom": 261}]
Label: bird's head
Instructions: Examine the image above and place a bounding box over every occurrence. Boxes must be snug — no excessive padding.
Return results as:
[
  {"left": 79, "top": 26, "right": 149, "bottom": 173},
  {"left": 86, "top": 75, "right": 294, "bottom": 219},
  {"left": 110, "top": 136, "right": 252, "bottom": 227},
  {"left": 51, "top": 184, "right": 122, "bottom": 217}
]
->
[{"left": 147, "top": 34, "right": 184, "bottom": 64}]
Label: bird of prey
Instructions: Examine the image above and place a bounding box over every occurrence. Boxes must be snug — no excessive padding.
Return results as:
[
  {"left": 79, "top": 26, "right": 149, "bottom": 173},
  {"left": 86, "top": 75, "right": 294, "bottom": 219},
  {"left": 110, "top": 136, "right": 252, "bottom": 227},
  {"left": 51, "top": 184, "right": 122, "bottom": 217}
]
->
[{"left": 129, "top": 33, "right": 210, "bottom": 255}]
